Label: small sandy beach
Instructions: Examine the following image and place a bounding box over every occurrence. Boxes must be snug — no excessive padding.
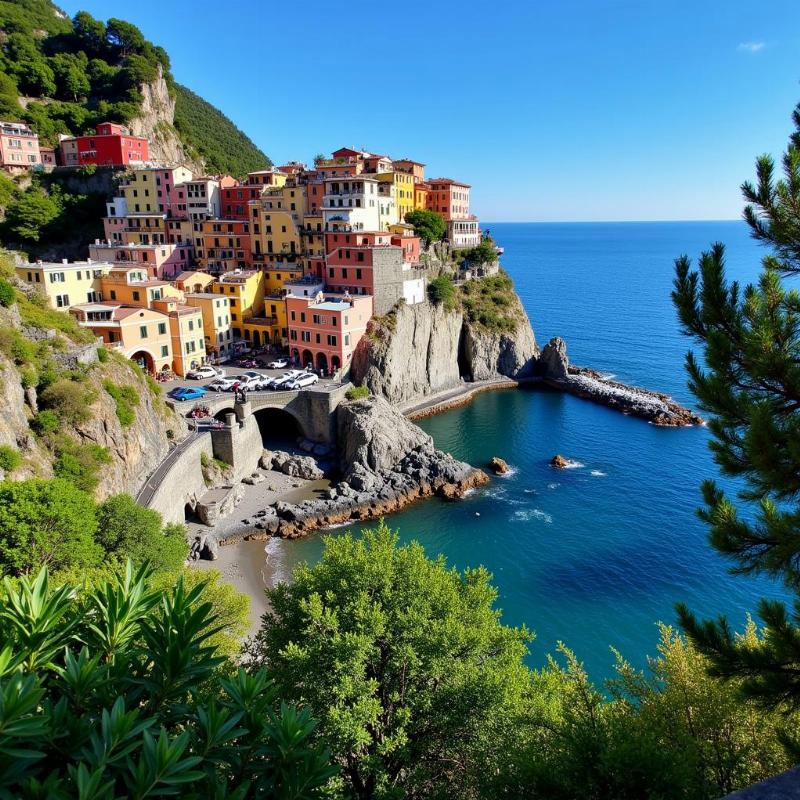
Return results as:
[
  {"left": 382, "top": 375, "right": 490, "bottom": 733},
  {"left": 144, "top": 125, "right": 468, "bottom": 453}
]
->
[{"left": 190, "top": 468, "right": 329, "bottom": 634}]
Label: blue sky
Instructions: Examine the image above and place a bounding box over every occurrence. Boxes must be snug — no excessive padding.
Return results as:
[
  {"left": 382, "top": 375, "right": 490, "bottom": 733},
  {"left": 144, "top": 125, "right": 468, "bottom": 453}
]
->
[{"left": 61, "top": 0, "right": 800, "bottom": 221}]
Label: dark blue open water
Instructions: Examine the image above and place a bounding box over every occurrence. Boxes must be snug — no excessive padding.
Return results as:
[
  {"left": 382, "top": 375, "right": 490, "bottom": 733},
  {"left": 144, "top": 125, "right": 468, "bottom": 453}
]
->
[{"left": 275, "top": 221, "right": 790, "bottom": 680}]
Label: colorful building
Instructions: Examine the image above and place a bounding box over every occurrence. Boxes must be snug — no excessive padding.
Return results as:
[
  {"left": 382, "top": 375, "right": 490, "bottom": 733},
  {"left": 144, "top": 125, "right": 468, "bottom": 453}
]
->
[
  {"left": 220, "top": 184, "right": 265, "bottom": 219},
  {"left": 212, "top": 270, "right": 265, "bottom": 339},
  {"left": 286, "top": 292, "right": 372, "bottom": 374},
  {"left": 151, "top": 297, "right": 206, "bottom": 376},
  {"left": 185, "top": 292, "right": 233, "bottom": 359},
  {"left": 15, "top": 259, "right": 113, "bottom": 309},
  {"left": 426, "top": 178, "right": 480, "bottom": 246},
  {"left": 193, "top": 218, "right": 252, "bottom": 272},
  {"left": 59, "top": 123, "right": 148, "bottom": 168},
  {"left": 0, "top": 121, "right": 41, "bottom": 172},
  {"left": 174, "top": 270, "right": 216, "bottom": 294},
  {"left": 88, "top": 241, "right": 192, "bottom": 280},
  {"left": 99, "top": 268, "right": 183, "bottom": 308},
  {"left": 70, "top": 304, "right": 173, "bottom": 374},
  {"left": 322, "top": 176, "right": 381, "bottom": 232},
  {"left": 377, "top": 171, "right": 415, "bottom": 224}
]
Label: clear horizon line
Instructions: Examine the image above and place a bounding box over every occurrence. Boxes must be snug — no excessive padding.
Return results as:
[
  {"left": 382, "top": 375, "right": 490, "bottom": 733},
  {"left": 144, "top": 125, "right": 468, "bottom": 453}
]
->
[{"left": 481, "top": 218, "right": 744, "bottom": 224}]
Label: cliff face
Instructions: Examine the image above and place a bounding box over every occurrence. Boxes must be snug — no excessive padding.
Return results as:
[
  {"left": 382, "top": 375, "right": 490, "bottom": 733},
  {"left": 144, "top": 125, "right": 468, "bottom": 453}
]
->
[
  {"left": 351, "top": 292, "right": 539, "bottom": 406},
  {"left": 127, "top": 67, "right": 203, "bottom": 172}
]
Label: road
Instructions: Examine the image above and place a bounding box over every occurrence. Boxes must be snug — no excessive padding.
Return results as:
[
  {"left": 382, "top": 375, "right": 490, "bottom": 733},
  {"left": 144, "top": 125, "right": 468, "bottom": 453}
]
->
[{"left": 136, "top": 425, "right": 207, "bottom": 507}]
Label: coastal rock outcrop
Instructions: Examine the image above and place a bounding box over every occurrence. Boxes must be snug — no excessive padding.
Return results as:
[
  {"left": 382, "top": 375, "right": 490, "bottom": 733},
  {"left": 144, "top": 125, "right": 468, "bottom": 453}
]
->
[
  {"left": 489, "top": 457, "right": 509, "bottom": 474},
  {"left": 551, "top": 454, "right": 569, "bottom": 469},
  {"left": 218, "top": 396, "right": 489, "bottom": 543},
  {"left": 539, "top": 337, "right": 703, "bottom": 427},
  {"left": 260, "top": 450, "right": 324, "bottom": 481},
  {"left": 351, "top": 295, "right": 539, "bottom": 407}
]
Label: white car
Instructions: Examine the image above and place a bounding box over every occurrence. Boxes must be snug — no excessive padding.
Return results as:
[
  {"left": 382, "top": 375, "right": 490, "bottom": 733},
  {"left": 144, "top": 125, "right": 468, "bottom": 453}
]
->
[
  {"left": 285, "top": 373, "right": 319, "bottom": 390},
  {"left": 268, "top": 370, "right": 304, "bottom": 390},
  {"left": 267, "top": 358, "right": 289, "bottom": 369},
  {"left": 207, "top": 376, "right": 240, "bottom": 392},
  {"left": 236, "top": 374, "right": 263, "bottom": 391},
  {"left": 186, "top": 365, "right": 224, "bottom": 380}
]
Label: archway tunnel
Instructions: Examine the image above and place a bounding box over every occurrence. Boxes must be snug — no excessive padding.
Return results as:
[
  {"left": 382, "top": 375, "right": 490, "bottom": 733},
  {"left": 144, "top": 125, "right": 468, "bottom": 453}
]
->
[{"left": 255, "top": 407, "right": 304, "bottom": 448}]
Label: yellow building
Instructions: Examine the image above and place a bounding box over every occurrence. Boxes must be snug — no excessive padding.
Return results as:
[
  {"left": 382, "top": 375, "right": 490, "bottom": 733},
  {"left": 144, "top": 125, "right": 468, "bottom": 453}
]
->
[
  {"left": 152, "top": 297, "right": 206, "bottom": 376},
  {"left": 185, "top": 292, "right": 233, "bottom": 359},
  {"left": 262, "top": 263, "right": 303, "bottom": 294},
  {"left": 377, "top": 171, "right": 415, "bottom": 223},
  {"left": 16, "top": 260, "right": 113, "bottom": 310},
  {"left": 251, "top": 185, "right": 307, "bottom": 263},
  {"left": 100, "top": 268, "right": 183, "bottom": 308},
  {"left": 212, "top": 270, "right": 265, "bottom": 339},
  {"left": 413, "top": 182, "right": 429, "bottom": 212},
  {"left": 174, "top": 270, "right": 215, "bottom": 294},
  {"left": 122, "top": 213, "right": 168, "bottom": 245},
  {"left": 241, "top": 292, "right": 288, "bottom": 348}
]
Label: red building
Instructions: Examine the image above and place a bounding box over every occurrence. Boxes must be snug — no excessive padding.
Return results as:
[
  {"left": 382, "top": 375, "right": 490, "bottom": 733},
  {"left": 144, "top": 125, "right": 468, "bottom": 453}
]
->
[
  {"left": 66, "top": 123, "right": 149, "bottom": 167},
  {"left": 221, "top": 184, "right": 264, "bottom": 219}
]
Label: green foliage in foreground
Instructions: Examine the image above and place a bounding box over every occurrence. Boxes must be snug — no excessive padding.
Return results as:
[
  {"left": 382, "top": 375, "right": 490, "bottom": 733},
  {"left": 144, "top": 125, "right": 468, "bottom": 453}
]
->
[
  {"left": 0, "top": 562, "right": 336, "bottom": 799},
  {"left": 103, "top": 380, "right": 140, "bottom": 426},
  {"left": 0, "top": 479, "right": 186, "bottom": 575},
  {"left": 460, "top": 270, "right": 519, "bottom": 333},
  {"left": 672, "top": 96, "right": 800, "bottom": 717},
  {"left": 173, "top": 84, "right": 271, "bottom": 178},
  {"left": 249, "top": 523, "right": 794, "bottom": 800}
]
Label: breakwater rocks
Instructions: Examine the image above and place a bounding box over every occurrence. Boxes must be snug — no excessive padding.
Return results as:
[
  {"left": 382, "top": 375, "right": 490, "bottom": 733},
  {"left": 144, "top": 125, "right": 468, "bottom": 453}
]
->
[
  {"left": 219, "top": 396, "right": 488, "bottom": 544},
  {"left": 539, "top": 337, "right": 703, "bottom": 427}
]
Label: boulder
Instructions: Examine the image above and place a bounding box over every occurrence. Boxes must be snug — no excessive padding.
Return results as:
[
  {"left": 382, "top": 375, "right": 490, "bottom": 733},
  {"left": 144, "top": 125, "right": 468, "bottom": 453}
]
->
[
  {"left": 539, "top": 337, "right": 570, "bottom": 381},
  {"left": 199, "top": 535, "right": 219, "bottom": 561},
  {"left": 488, "top": 456, "right": 508, "bottom": 474},
  {"left": 551, "top": 454, "right": 569, "bottom": 468}
]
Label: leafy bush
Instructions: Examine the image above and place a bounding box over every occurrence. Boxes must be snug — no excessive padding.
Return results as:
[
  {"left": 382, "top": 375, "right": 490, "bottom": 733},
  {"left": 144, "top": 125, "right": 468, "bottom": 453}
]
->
[
  {"left": 53, "top": 439, "right": 111, "bottom": 493},
  {"left": 0, "top": 278, "right": 14, "bottom": 307},
  {"left": 427, "top": 274, "right": 458, "bottom": 311},
  {"left": 0, "top": 562, "right": 337, "bottom": 798},
  {"left": 103, "top": 379, "right": 139, "bottom": 426},
  {"left": 0, "top": 478, "right": 101, "bottom": 574},
  {"left": 16, "top": 291, "right": 96, "bottom": 342},
  {"left": 39, "top": 378, "right": 96, "bottom": 425},
  {"left": 0, "top": 445, "right": 21, "bottom": 473},
  {"left": 96, "top": 345, "right": 108, "bottom": 362},
  {"left": 30, "top": 409, "right": 58, "bottom": 436},
  {"left": 345, "top": 384, "right": 369, "bottom": 401},
  {"left": 0, "top": 326, "right": 36, "bottom": 364}
]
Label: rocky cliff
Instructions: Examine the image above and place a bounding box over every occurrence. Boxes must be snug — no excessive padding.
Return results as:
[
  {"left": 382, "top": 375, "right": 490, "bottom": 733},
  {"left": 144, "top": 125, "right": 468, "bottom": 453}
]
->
[
  {"left": 351, "top": 288, "right": 539, "bottom": 406},
  {"left": 127, "top": 66, "right": 203, "bottom": 173}
]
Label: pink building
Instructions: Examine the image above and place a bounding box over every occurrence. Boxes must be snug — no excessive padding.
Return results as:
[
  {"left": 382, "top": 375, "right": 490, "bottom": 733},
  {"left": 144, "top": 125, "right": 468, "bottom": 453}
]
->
[
  {"left": 88, "top": 241, "right": 192, "bottom": 280},
  {"left": 286, "top": 292, "right": 372, "bottom": 375}
]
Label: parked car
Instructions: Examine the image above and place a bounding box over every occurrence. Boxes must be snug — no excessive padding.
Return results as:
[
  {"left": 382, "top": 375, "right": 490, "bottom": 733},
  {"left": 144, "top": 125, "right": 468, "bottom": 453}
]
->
[
  {"left": 235, "top": 357, "right": 259, "bottom": 368},
  {"left": 186, "top": 365, "right": 224, "bottom": 380},
  {"left": 266, "top": 358, "right": 289, "bottom": 369},
  {"left": 268, "top": 370, "right": 304, "bottom": 390},
  {"left": 285, "top": 373, "right": 319, "bottom": 390},
  {"left": 207, "top": 377, "right": 240, "bottom": 392},
  {"left": 236, "top": 374, "right": 264, "bottom": 391},
  {"left": 168, "top": 386, "right": 207, "bottom": 402}
]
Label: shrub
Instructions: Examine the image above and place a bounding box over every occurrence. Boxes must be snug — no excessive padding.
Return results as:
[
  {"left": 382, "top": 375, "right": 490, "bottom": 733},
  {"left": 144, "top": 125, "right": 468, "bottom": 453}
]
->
[
  {"left": 0, "top": 563, "right": 337, "bottom": 798},
  {"left": 53, "top": 440, "right": 111, "bottom": 493},
  {"left": 345, "top": 384, "right": 370, "bottom": 401},
  {"left": 0, "top": 278, "right": 14, "bottom": 307},
  {"left": 427, "top": 274, "right": 458, "bottom": 311},
  {"left": 16, "top": 293, "right": 95, "bottom": 342},
  {"left": 0, "top": 326, "right": 36, "bottom": 365},
  {"left": 40, "top": 378, "right": 96, "bottom": 424},
  {"left": 96, "top": 345, "right": 108, "bottom": 362},
  {"left": 0, "top": 445, "right": 21, "bottom": 473},
  {"left": 103, "top": 380, "right": 139, "bottom": 426},
  {"left": 30, "top": 409, "right": 58, "bottom": 436}
]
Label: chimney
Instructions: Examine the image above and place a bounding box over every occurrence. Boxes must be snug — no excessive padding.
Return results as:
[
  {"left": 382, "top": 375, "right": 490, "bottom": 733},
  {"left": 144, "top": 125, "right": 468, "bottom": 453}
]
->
[{"left": 62, "top": 258, "right": 67, "bottom": 264}]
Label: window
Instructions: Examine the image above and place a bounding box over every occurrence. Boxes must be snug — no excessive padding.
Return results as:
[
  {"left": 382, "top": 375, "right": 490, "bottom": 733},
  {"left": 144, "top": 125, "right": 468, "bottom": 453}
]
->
[
  {"left": 110, "top": 290, "right": 116, "bottom": 300},
  {"left": 300, "top": 312, "right": 305, "bottom": 323},
  {"left": 139, "top": 325, "right": 148, "bottom": 339},
  {"left": 344, "top": 334, "right": 350, "bottom": 346},
  {"left": 315, "top": 333, "right": 320, "bottom": 344},
  {"left": 312, "top": 314, "right": 321, "bottom": 324},
  {"left": 55, "top": 294, "right": 69, "bottom": 308},
  {"left": 158, "top": 322, "right": 166, "bottom": 335},
  {"left": 301, "top": 331, "right": 310, "bottom": 342},
  {"left": 291, "top": 310, "right": 295, "bottom": 321},
  {"left": 132, "top": 291, "right": 140, "bottom": 301},
  {"left": 290, "top": 330, "right": 297, "bottom": 340},
  {"left": 161, "top": 345, "right": 169, "bottom": 357},
  {"left": 188, "top": 319, "right": 194, "bottom": 331},
  {"left": 356, "top": 268, "right": 362, "bottom": 279},
  {"left": 342, "top": 268, "right": 348, "bottom": 278},
  {"left": 327, "top": 334, "right": 337, "bottom": 346}
]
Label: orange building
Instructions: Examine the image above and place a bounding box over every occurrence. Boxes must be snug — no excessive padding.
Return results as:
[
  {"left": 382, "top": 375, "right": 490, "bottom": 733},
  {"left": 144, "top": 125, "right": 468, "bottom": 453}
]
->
[{"left": 193, "top": 218, "right": 252, "bottom": 272}]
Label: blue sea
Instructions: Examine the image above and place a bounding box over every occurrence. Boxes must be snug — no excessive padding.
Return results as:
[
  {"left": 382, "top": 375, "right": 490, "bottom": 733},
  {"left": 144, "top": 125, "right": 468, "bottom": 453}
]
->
[{"left": 275, "top": 221, "right": 790, "bottom": 681}]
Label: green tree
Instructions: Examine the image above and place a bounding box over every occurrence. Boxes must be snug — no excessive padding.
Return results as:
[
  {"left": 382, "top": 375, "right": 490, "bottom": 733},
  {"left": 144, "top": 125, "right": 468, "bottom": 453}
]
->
[
  {"left": 49, "top": 51, "right": 90, "bottom": 100},
  {"left": 97, "top": 493, "right": 186, "bottom": 573},
  {"left": 0, "top": 562, "right": 337, "bottom": 797},
  {"left": 105, "top": 18, "right": 146, "bottom": 57},
  {"left": 0, "top": 478, "right": 101, "bottom": 574},
  {"left": 250, "top": 523, "right": 533, "bottom": 800},
  {"left": 672, "top": 96, "right": 800, "bottom": 713},
  {"left": 71, "top": 10, "right": 107, "bottom": 58},
  {"left": 404, "top": 209, "right": 446, "bottom": 246},
  {"left": 2, "top": 186, "right": 61, "bottom": 243}
]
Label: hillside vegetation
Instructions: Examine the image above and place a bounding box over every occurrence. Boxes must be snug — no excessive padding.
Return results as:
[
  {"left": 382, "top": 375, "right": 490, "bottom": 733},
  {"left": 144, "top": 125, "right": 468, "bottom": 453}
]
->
[{"left": 0, "top": 0, "right": 269, "bottom": 169}]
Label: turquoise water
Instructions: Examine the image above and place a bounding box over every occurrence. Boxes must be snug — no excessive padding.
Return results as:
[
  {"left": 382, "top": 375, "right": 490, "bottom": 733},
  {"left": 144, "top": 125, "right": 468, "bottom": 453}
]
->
[{"left": 274, "top": 221, "right": 789, "bottom": 680}]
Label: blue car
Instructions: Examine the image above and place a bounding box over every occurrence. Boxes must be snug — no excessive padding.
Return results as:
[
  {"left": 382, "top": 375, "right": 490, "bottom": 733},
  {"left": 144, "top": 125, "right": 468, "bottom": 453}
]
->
[{"left": 169, "top": 386, "right": 207, "bottom": 402}]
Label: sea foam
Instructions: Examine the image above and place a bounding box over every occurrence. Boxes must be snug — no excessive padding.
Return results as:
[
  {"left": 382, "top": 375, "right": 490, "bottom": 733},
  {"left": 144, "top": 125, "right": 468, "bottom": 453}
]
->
[{"left": 512, "top": 508, "right": 553, "bottom": 524}]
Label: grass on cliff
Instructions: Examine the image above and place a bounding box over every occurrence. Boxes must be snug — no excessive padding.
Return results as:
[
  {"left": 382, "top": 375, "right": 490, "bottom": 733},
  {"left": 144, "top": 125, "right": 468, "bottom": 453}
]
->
[{"left": 460, "top": 271, "right": 520, "bottom": 334}]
